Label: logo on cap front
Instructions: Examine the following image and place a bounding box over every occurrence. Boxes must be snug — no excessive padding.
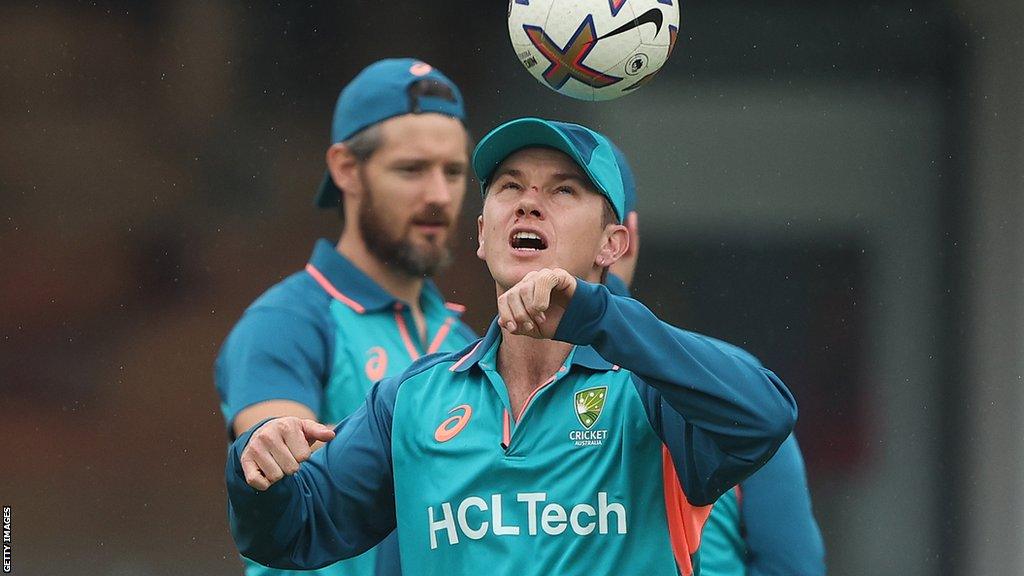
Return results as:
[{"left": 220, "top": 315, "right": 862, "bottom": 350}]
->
[{"left": 410, "top": 61, "right": 433, "bottom": 76}]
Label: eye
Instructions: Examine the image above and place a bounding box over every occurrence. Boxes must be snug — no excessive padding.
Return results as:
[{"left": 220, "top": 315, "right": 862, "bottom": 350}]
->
[
  {"left": 445, "top": 165, "right": 467, "bottom": 179},
  {"left": 500, "top": 181, "right": 524, "bottom": 191},
  {"left": 554, "top": 186, "right": 575, "bottom": 195}
]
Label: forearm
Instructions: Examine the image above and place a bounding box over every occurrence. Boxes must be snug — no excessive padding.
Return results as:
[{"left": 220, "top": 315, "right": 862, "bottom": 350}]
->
[
  {"left": 226, "top": 420, "right": 320, "bottom": 569},
  {"left": 225, "top": 403, "right": 397, "bottom": 569}
]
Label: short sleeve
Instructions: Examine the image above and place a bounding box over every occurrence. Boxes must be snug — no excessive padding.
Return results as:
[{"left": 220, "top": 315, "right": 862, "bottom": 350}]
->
[{"left": 215, "top": 306, "right": 332, "bottom": 430}]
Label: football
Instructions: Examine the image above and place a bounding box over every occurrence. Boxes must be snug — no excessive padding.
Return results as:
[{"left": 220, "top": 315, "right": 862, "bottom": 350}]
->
[{"left": 507, "top": 0, "right": 681, "bottom": 101}]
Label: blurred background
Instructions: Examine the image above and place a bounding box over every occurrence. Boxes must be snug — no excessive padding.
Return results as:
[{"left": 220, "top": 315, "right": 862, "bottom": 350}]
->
[{"left": 1, "top": 1, "right": 1022, "bottom": 574}]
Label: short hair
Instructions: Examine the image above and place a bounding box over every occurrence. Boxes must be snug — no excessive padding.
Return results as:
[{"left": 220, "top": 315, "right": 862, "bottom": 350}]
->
[{"left": 600, "top": 198, "right": 618, "bottom": 228}]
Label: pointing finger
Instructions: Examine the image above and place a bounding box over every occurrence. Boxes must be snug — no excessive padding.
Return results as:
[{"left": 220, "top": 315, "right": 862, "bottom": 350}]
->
[
  {"left": 299, "top": 420, "right": 336, "bottom": 444},
  {"left": 532, "top": 269, "right": 557, "bottom": 315}
]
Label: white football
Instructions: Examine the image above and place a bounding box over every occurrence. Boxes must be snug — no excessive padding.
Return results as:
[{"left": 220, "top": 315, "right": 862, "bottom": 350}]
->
[{"left": 507, "top": 0, "right": 681, "bottom": 101}]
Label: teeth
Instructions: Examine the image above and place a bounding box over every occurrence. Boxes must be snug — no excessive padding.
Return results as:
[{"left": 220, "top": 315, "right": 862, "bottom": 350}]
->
[{"left": 513, "top": 232, "right": 541, "bottom": 240}]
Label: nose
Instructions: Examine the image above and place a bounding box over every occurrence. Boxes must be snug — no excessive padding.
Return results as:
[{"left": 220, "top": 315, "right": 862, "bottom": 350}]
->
[
  {"left": 515, "top": 187, "right": 543, "bottom": 219},
  {"left": 423, "top": 167, "right": 454, "bottom": 206}
]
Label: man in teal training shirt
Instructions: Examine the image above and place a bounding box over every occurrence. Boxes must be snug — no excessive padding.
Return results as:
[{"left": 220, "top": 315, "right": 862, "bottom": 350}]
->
[
  {"left": 225, "top": 117, "right": 798, "bottom": 576},
  {"left": 215, "top": 58, "right": 476, "bottom": 576}
]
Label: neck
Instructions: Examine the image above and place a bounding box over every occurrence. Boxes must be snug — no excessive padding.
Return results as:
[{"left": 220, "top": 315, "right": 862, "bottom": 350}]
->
[
  {"left": 336, "top": 233, "right": 424, "bottom": 310},
  {"left": 498, "top": 330, "right": 573, "bottom": 418}
]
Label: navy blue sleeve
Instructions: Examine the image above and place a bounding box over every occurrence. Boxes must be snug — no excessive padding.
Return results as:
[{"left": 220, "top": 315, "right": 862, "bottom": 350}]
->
[
  {"left": 225, "top": 377, "right": 399, "bottom": 570},
  {"left": 743, "top": 435, "right": 825, "bottom": 576},
  {"left": 215, "top": 306, "right": 331, "bottom": 429},
  {"left": 553, "top": 280, "right": 797, "bottom": 506}
]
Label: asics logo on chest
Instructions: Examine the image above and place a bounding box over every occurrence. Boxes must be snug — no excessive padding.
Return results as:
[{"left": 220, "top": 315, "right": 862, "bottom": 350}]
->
[
  {"left": 364, "top": 346, "right": 388, "bottom": 381},
  {"left": 434, "top": 404, "right": 472, "bottom": 442}
]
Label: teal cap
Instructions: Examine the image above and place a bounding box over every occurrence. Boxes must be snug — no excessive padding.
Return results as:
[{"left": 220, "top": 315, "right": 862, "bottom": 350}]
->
[
  {"left": 316, "top": 58, "right": 465, "bottom": 209},
  {"left": 471, "top": 118, "right": 627, "bottom": 222}
]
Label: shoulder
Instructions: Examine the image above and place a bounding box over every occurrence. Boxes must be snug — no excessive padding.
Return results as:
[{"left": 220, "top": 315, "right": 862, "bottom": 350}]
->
[
  {"left": 369, "top": 345, "right": 475, "bottom": 417},
  {"left": 220, "top": 270, "right": 334, "bottom": 351},
  {"left": 246, "top": 270, "right": 331, "bottom": 320},
  {"left": 387, "top": 339, "right": 481, "bottom": 394}
]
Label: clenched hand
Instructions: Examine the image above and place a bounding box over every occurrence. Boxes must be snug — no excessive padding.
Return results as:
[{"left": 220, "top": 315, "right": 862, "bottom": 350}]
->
[
  {"left": 497, "top": 268, "right": 577, "bottom": 339},
  {"left": 239, "top": 417, "right": 336, "bottom": 491}
]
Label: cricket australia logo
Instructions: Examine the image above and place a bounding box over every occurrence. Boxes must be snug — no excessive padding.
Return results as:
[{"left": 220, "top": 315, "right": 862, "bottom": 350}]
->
[{"left": 570, "top": 387, "right": 609, "bottom": 446}]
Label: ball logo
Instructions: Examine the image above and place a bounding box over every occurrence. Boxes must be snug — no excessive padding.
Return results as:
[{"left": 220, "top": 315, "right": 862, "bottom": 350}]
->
[
  {"left": 410, "top": 62, "right": 433, "bottom": 76},
  {"left": 625, "top": 53, "right": 649, "bottom": 76},
  {"left": 508, "top": 0, "right": 680, "bottom": 100},
  {"left": 365, "top": 346, "right": 388, "bottom": 382},
  {"left": 434, "top": 404, "right": 473, "bottom": 443}
]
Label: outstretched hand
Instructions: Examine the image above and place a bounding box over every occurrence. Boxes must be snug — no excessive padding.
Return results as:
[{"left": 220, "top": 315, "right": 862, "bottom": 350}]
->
[
  {"left": 239, "top": 417, "right": 336, "bottom": 491},
  {"left": 497, "top": 268, "right": 577, "bottom": 339}
]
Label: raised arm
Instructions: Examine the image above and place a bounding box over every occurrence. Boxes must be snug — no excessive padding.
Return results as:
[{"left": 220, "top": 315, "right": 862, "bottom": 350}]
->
[
  {"left": 225, "top": 378, "right": 399, "bottom": 569},
  {"left": 556, "top": 279, "right": 796, "bottom": 505},
  {"left": 495, "top": 269, "right": 796, "bottom": 505}
]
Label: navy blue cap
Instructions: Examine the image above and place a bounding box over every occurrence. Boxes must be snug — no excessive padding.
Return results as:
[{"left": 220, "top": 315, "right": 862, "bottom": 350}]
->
[
  {"left": 472, "top": 118, "right": 630, "bottom": 222},
  {"left": 316, "top": 58, "right": 466, "bottom": 209}
]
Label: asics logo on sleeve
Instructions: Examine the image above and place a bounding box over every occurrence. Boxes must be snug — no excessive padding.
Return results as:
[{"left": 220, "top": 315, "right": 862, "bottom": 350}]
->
[
  {"left": 427, "top": 492, "right": 627, "bottom": 550},
  {"left": 434, "top": 404, "right": 473, "bottom": 442}
]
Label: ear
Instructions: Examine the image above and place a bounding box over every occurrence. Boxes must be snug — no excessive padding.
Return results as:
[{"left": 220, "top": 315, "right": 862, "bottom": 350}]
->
[
  {"left": 595, "top": 222, "right": 629, "bottom": 268},
  {"left": 325, "top": 143, "right": 363, "bottom": 200},
  {"left": 476, "top": 214, "right": 486, "bottom": 261}
]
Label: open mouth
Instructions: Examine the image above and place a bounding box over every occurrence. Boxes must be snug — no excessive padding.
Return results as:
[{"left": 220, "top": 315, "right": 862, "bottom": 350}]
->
[{"left": 509, "top": 230, "right": 548, "bottom": 251}]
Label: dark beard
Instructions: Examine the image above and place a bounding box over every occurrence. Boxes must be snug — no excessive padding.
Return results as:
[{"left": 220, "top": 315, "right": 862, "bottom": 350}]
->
[{"left": 358, "top": 178, "right": 454, "bottom": 278}]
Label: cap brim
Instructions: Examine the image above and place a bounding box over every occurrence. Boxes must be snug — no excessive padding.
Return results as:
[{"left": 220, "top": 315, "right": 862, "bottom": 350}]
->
[
  {"left": 471, "top": 117, "right": 622, "bottom": 220},
  {"left": 473, "top": 118, "right": 602, "bottom": 196},
  {"left": 315, "top": 171, "right": 342, "bottom": 209}
]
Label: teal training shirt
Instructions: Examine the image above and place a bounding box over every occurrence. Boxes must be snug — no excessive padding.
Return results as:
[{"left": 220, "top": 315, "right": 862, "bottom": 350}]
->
[
  {"left": 215, "top": 239, "right": 475, "bottom": 576},
  {"left": 226, "top": 280, "right": 798, "bottom": 576}
]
